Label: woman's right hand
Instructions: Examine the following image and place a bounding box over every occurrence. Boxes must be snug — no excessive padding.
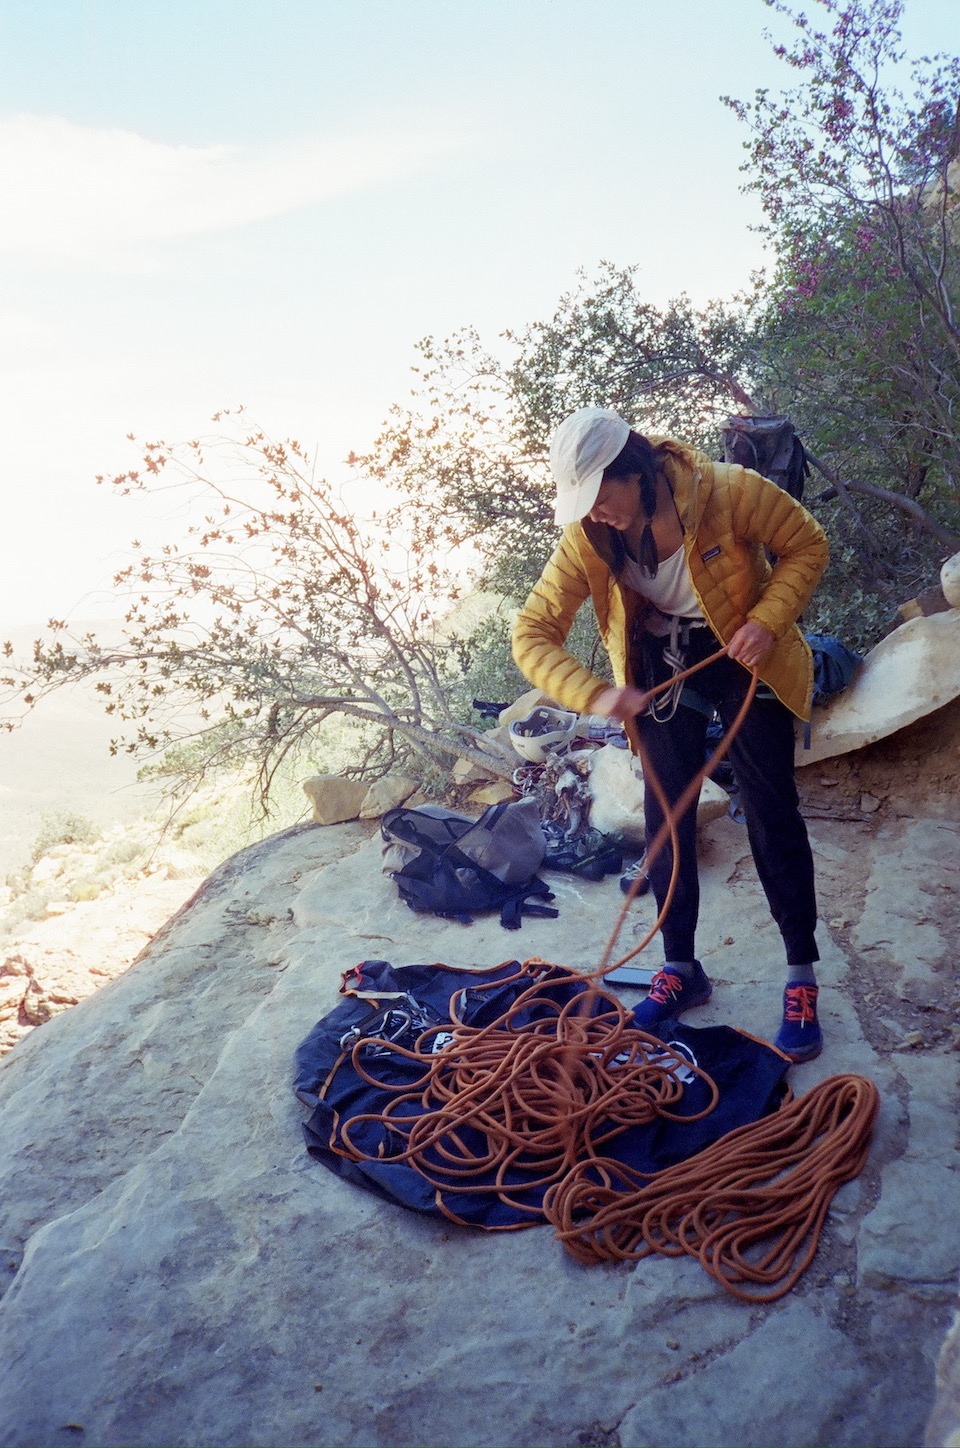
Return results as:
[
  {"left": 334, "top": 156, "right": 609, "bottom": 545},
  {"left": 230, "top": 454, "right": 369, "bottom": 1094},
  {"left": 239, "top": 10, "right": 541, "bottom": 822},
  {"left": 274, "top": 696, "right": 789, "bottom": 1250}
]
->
[{"left": 590, "top": 685, "right": 650, "bottom": 722}]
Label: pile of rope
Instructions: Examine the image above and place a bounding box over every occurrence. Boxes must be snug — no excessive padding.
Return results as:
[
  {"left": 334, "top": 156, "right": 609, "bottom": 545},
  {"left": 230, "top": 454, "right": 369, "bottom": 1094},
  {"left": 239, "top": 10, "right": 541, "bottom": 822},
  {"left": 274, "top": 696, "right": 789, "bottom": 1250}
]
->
[
  {"left": 338, "top": 966, "right": 720, "bottom": 1220},
  {"left": 327, "top": 647, "right": 881, "bottom": 1301},
  {"left": 545, "top": 1072, "right": 879, "bottom": 1302},
  {"left": 332, "top": 962, "right": 879, "bottom": 1301}
]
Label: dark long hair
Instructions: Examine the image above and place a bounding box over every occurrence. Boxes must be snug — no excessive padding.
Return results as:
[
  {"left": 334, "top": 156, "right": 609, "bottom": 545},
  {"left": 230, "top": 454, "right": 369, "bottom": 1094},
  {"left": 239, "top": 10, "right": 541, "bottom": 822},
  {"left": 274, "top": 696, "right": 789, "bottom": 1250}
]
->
[{"left": 602, "top": 430, "right": 664, "bottom": 578}]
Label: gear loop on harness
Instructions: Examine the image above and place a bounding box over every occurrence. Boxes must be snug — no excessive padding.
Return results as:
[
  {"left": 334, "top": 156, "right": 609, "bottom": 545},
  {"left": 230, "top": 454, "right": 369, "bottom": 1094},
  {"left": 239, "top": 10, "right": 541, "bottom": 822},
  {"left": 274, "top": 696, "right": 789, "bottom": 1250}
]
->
[{"left": 645, "top": 612, "right": 711, "bottom": 723}]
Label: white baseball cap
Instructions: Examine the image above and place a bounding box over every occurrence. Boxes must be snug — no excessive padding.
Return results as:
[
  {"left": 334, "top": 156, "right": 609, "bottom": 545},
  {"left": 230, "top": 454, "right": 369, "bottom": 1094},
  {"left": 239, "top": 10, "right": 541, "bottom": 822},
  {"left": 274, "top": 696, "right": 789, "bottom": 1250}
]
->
[{"left": 549, "top": 407, "right": 631, "bottom": 525}]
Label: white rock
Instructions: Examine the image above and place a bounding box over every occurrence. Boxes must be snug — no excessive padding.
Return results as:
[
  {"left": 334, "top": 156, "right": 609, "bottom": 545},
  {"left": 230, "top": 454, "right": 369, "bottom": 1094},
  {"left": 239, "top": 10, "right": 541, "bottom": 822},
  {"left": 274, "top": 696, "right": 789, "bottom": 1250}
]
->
[
  {"left": 942, "top": 550, "right": 960, "bottom": 608},
  {"left": 302, "top": 774, "right": 369, "bottom": 825},
  {"left": 798, "top": 609, "right": 960, "bottom": 765},
  {"left": 587, "top": 744, "right": 729, "bottom": 844},
  {"left": 30, "top": 856, "right": 64, "bottom": 885}
]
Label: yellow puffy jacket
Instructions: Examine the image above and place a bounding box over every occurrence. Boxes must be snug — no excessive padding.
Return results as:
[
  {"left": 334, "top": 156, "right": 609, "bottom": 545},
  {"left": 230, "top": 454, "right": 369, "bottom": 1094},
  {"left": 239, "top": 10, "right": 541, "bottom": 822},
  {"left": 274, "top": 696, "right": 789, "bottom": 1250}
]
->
[{"left": 512, "top": 438, "right": 829, "bottom": 736}]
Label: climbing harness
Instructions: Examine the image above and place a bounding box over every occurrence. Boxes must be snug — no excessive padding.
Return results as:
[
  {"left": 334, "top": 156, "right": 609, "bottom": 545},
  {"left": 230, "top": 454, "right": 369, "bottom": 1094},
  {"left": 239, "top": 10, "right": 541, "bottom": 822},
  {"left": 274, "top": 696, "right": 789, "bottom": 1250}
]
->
[{"left": 644, "top": 613, "right": 711, "bottom": 723}]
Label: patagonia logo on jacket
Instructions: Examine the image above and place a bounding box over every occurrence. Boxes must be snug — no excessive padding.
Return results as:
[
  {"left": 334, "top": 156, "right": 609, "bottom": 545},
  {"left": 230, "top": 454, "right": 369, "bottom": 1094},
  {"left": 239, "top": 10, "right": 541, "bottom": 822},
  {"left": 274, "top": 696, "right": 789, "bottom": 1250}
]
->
[{"left": 701, "top": 545, "right": 722, "bottom": 562}]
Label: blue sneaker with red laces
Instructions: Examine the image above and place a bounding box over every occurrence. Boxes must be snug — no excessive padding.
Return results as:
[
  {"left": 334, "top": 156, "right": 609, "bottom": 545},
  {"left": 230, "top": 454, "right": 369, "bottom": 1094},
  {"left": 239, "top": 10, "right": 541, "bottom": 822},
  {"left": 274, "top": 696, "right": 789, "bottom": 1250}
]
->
[
  {"left": 632, "top": 961, "right": 713, "bottom": 1031},
  {"left": 774, "top": 982, "right": 823, "bottom": 1063}
]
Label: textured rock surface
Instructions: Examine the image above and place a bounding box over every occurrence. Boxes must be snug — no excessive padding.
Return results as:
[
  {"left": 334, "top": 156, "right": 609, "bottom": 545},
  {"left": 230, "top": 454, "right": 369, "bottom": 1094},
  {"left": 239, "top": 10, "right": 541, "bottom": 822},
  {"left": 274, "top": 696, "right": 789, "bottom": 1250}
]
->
[
  {"left": 798, "top": 608, "right": 960, "bottom": 764},
  {"left": 942, "top": 549, "right": 960, "bottom": 608},
  {"left": 1, "top": 749, "right": 959, "bottom": 1448},
  {"left": 0, "top": 874, "right": 203, "bottom": 1055}
]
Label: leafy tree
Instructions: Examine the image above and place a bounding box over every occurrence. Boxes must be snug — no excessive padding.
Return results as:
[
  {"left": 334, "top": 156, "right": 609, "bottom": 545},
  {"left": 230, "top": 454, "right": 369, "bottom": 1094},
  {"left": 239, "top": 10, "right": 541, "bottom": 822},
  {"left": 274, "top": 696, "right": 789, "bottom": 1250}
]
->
[
  {"left": 753, "top": 211, "right": 960, "bottom": 641},
  {"left": 2, "top": 414, "right": 518, "bottom": 809},
  {"left": 7, "top": 0, "right": 960, "bottom": 809},
  {"left": 724, "top": 0, "right": 960, "bottom": 610},
  {"left": 361, "top": 265, "right": 768, "bottom": 607}
]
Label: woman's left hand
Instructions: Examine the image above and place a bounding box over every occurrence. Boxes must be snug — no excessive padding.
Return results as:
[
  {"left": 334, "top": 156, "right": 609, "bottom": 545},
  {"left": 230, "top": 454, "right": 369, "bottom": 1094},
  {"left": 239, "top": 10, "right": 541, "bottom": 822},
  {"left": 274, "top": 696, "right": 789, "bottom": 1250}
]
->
[{"left": 726, "top": 621, "right": 775, "bottom": 670}]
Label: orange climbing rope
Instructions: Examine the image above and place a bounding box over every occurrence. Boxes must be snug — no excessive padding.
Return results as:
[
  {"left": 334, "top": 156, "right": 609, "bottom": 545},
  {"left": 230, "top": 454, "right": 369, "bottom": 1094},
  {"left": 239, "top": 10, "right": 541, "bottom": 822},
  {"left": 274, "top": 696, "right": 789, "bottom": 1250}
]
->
[
  {"left": 591, "top": 645, "right": 758, "bottom": 977},
  {"left": 334, "top": 962, "right": 720, "bottom": 1222},
  {"left": 324, "top": 648, "right": 880, "bottom": 1300},
  {"left": 544, "top": 1072, "right": 879, "bottom": 1302}
]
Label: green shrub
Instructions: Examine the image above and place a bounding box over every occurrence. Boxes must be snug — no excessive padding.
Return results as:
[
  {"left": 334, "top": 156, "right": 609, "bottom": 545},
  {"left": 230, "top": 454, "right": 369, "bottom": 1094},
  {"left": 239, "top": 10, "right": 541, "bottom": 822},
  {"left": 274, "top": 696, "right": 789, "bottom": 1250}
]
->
[
  {"left": 29, "top": 811, "right": 99, "bottom": 865},
  {"left": 68, "top": 877, "right": 105, "bottom": 903}
]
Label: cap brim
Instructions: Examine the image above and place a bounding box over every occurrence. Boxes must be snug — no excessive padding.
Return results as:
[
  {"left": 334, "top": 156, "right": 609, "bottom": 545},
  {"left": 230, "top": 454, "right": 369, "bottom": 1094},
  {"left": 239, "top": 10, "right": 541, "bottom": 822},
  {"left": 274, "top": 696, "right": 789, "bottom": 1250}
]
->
[{"left": 553, "top": 470, "right": 603, "bottom": 526}]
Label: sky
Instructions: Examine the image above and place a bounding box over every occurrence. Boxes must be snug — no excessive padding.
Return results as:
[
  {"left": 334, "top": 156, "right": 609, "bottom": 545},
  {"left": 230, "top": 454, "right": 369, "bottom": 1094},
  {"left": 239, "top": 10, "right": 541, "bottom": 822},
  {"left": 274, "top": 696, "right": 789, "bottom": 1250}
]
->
[{"left": 1, "top": 0, "right": 958, "bottom": 630}]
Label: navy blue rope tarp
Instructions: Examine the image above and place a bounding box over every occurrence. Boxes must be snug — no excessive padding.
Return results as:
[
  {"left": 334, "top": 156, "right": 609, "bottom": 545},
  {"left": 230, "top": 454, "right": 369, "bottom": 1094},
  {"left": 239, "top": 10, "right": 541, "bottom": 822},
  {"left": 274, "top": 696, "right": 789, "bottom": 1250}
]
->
[{"left": 294, "top": 960, "right": 791, "bottom": 1229}]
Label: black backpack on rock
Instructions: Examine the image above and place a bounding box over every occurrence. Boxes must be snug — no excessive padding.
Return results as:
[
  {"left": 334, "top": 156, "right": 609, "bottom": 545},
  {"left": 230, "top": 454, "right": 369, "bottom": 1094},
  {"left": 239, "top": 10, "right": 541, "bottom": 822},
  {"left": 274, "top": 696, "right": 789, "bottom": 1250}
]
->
[{"left": 380, "top": 799, "right": 558, "bottom": 930}]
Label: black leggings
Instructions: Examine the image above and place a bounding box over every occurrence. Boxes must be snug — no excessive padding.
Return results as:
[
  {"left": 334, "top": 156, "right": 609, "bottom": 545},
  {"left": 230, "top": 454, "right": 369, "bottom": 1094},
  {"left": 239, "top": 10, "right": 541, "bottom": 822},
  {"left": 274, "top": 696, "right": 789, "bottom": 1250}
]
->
[{"left": 635, "top": 629, "right": 819, "bottom": 967}]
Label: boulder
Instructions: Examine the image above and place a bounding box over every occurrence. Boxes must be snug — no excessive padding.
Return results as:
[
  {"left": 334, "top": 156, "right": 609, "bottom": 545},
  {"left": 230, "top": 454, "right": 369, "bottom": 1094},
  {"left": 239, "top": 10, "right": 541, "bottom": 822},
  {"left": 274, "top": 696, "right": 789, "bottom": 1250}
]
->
[
  {"left": 302, "top": 775, "right": 369, "bottom": 825},
  {"left": 798, "top": 609, "right": 960, "bottom": 766},
  {"left": 468, "top": 779, "right": 517, "bottom": 807},
  {"left": 587, "top": 743, "right": 730, "bottom": 844},
  {"left": 358, "top": 773, "right": 418, "bottom": 820},
  {"left": 0, "top": 811, "right": 957, "bottom": 1448},
  {"left": 942, "top": 549, "right": 960, "bottom": 609}
]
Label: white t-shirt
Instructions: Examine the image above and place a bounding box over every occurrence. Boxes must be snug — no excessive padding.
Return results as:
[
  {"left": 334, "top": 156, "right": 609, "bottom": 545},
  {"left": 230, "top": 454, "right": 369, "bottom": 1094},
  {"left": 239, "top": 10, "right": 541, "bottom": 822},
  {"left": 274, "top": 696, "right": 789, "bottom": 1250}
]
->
[{"left": 621, "top": 544, "right": 703, "bottom": 619}]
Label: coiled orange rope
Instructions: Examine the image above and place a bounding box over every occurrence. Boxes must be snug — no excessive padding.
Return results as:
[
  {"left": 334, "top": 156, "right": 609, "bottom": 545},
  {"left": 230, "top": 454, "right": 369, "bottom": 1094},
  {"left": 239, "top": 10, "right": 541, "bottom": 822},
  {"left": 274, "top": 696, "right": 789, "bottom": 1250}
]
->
[
  {"left": 544, "top": 1073, "right": 879, "bottom": 1302},
  {"left": 324, "top": 649, "right": 880, "bottom": 1300},
  {"left": 334, "top": 963, "right": 720, "bottom": 1222}
]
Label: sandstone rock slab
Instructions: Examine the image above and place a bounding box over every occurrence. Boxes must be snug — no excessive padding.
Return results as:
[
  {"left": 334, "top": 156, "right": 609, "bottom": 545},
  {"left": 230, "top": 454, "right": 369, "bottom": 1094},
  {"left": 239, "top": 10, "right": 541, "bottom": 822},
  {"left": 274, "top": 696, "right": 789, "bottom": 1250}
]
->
[
  {"left": 0, "top": 813, "right": 955, "bottom": 1448},
  {"left": 798, "top": 609, "right": 960, "bottom": 765},
  {"left": 618, "top": 1296, "right": 862, "bottom": 1448}
]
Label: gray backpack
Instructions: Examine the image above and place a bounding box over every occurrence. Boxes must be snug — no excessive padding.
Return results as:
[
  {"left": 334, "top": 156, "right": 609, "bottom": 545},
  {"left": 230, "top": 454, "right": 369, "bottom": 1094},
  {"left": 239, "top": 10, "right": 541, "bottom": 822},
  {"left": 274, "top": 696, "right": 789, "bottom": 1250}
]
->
[
  {"left": 721, "top": 414, "right": 809, "bottom": 502},
  {"left": 380, "top": 799, "right": 557, "bottom": 929}
]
